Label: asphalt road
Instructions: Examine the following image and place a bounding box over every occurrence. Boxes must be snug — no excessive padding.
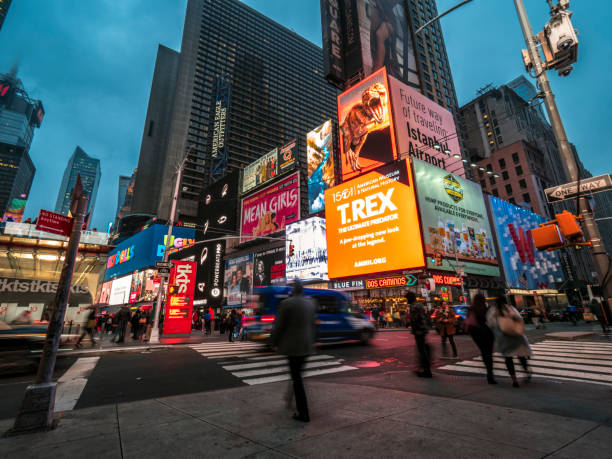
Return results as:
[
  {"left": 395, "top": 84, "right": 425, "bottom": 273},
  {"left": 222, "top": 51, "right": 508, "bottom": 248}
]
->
[{"left": 1, "top": 322, "right": 610, "bottom": 426}]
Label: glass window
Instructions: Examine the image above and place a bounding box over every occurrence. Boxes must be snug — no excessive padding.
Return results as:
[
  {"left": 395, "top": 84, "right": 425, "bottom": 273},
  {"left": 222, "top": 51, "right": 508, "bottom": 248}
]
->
[
  {"left": 492, "top": 189, "right": 498, "bottom": 197},
  {"left": 502, "top": 171, "right": 509, "bottom": 180},
  {"left": 499, "top": 158, "right": 506, "bottom": 169},
  {"left": 519, "top": 179, "right": 527, "bottom": 189},
  {"left": 515, "top": 165, "right": 523, "bottom": 175},
  {"left": 509, "top": 197, "right": 516, "bottom": 204},
  {"left": 489, "top": 176, "right": 496, "bottom": 185},
  {"left": 522, "top": 193, "right": 531, "bottom": 203},
  {"left": 505, "top": 184, "right": 513, "bottom": 194},
  {"left": 512, "top": 152, "right": 520, "bottom": 163}
]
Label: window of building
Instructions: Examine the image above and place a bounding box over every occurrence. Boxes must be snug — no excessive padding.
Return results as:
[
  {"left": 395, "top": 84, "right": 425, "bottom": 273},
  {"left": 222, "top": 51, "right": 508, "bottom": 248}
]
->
[
  {"left": 519, "top": 179, "right": 527, "bottom": 189},
  {"left": 489, "top": 176, "right": 496, "bottom": 185},
  {"left": 495, "top": 128, "right": 500, "bottom": 135},
  {"left": 505, "top": 184, "right": 513, "bottom": 194},
  {"left": 497, "top": 136, "right": 503, "bottom": 144},
  {"left": 515, "top": 165, "right": 523, "bottom": 175},
  {"left": 509, "top": 197, "right": 516, "bottom": 204},
  {"left": 147, "top": 121, "right": 154, "bottom": 137},
  {"left": 423, "top": 72, "right": 430, "bottom": 81},
  {"left": 522, "top": 193, "right": 531, "bottom": 203},
  {"left": 502, "top": 171, "right": 509, "bottom": 180},
  {"left": 492, "top": 189, "right": 498, "bottom": 197},
  {"left": 480, "top": 180, "right": 486, "bottom": 188},
  {"left": 499, "top": 158, "right": 506, "bottom": 169},
  {"left": 426, "top": 83, "right": 432, "bottom": 91},
  {"left": 512, "top": 152, "right": 520, "bottom": 163},
  {"left": 436, "top": 90, "right": 442, "bottom": 98}
]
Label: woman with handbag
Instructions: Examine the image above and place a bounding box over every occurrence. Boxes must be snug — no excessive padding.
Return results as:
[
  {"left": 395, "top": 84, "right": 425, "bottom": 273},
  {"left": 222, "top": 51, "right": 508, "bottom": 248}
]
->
[
  {"left": 466, "top": 294, "right": 496, "bottom": 384},
  {"left": 487, "top": 295, "right": 532, "bottom": 388}
]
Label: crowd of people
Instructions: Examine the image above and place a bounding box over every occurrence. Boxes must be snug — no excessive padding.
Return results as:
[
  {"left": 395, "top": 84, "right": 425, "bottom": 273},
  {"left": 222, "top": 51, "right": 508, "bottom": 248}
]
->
[
  {"left": 74, "top": 305, "right": 151, "bottom": 348},
  {"left": 191, "top": 307, "right": 247, "bottom": 342}
]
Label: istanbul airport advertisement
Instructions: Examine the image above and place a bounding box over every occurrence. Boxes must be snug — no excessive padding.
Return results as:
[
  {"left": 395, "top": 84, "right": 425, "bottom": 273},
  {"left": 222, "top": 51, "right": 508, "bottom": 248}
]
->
[
  {"left": 325, "top": 159, "right": 424, "bottom": 278},
  {"left": 240, "top": 172, "right": 300, "bottom": 243},
  {"left": 307, "top": 119, "right": 335, "bottom": 213},
  {"left": 413, "top": 159, "right": 499, "bottom": 277},
  {"left": 337, "top": 67, "right": 397, "bottom": 182}
]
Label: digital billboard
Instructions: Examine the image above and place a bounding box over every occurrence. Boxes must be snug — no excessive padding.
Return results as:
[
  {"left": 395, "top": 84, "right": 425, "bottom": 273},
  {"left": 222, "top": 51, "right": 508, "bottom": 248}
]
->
[
  {"left": 163, "top": 261, "right": 196, "bottom": 335},
  {"left": 253, "top": 246, "right": 286, "bottom": 287},
  {"left": 325, "top": 159, "right": 424, "bottom": 278},
  {"left": 388, "top": 76, "right": 465, "bottom": 177},
  {"left": 278, "top": 139, "right": 297, "bottom": 172},
  {"left": 242, "top": 148, "right": 278, "bottom": 194},
  {"left": 169, "top": 239, "right": 226, "bottom": 307},
  {"left": 98, "top": 281, "right": 112, "bottom": 304},
  {"left": 1, "top": 198, "right": 26, "bottom": 223},
  {"left": 307, "top": 120, "right": 336, "bottom": 214},
  {"left": 108, "top": 275, "right": 132, "bottom": 306},
  {"left": 225, "top": 254, "right": 253, "bottom": 306},
  {"left": 488, "top": 196, "right": 564, "bottom": 290},
  {"left": 240, "top": 172, "right": 300, "bottom": 243},
  {"left": 413, "top": 159, "right": 499, "bottom": 277},
  {"left": 286, "top": 217, "right": 329, "bottom": 281},
  {"left": 196, "top": 171, "right": 239, "bottom": 241},
  {"left": 337, "top": 67, "right": 396, "bottom": 182}
]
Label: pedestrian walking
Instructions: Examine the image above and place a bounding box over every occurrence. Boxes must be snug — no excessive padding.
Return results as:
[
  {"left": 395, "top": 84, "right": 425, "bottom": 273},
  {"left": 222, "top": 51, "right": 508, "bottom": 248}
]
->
[
  {"left": 131, "top": 309, "right": 141, "bottom": 340},
  {"left": 466, "top": 294, "right": 496, "bottom": 384},
  {"left": 408, "top": 291, "right": 432, "bottom": 378},
  {"left": 590, "top": 298, "right": 610, "bottom": 333},
  {"left": 438, "top": 303, "right": 458, "bottom": 358},
  {"left": 76, "top": 307, "right": 97, "bottom": 348},
  {"left": 371, "top": 308, "right": 379, "bottom": 330},
  {"left": 270, "top": 280, "right": 317, "bottom": 422},
  {"left": 111, "top": 313, "right": 120, "bottom": 343},
  {"left": 486, "top": 295, "right": 532, "bottom": 388},
  {"left": 228, "top": 309, "right": 236, "bottom": 342},
  {"left": 116, "top": 305, "right": 130, "bottom": 343}
]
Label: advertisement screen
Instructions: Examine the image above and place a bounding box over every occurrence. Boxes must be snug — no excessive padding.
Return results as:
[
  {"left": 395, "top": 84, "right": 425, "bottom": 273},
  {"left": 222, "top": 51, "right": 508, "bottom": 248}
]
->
[
  {"left": 196, "top": 171, "right": 239, "bottom": 241},
  {"left": 1, "top": 198, "right": 27, "bottom": 223},
  {"left": 163, "top": 261, "right": 196, "bottom": 335},
  {"left": 253, "top": 246, "right": 286, "bottom": 287},
  {"left": 307, "top": 120, "right": 336, "bottom": 214},
  {"left": 169, "top": 239, "right": 226, "bottom": 307},
  {"left": 337, "top": 67, "right": 396, "bottom": 182},
  {"left": 242, "top": 148, "right": 279, "bottom": 194},
  {"left": 240, "top": 172, "right": 300, "bottom": 243},
  {"left": 413, "top": 159, "right": 499, "bottom": 277},
  {"left": 355, "top": 0, "right": 420, "bottom": 88},
  {"left": 224, "top": 254, "right": 253, "bottom": 306},
  {"left": 325, "top": 159, "right": 424, "bottom": 278},
  {"left": 286, "top": 217, "right": 329, "bottom": 281},
  {"left": 388, "top": 76, "right": 464, "bottom": 177},
  {"left": 99, "top": 281, "right": 112, "bottom": 304},
  {"left": 488, "top": 196, "right": 564, "bottom": 290},
  {"left": 279, "top": 139, "right": 297, "bottom": 172},
  {"left": 108, "top": 275, "right": 132, "bottom": 305}
]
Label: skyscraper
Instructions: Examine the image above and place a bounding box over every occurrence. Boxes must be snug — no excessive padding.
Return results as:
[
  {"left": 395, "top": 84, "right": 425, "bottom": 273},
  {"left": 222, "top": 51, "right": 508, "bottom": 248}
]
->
[
  {"left": 0, "top": 0, "right": 11, "bottom": 31},
  {"left": 507, "top": 75, "right": 547, "bottom": 122},
  {"left": 0, "top": 70, "right": 43, "bottom": 220},
  {"left": 55, "top": 146, "right": 101, "bottom": 219},
  {"left": 132, "top": 0, "right": 338, "bottom": 222},
  {"left": 116, "top": 175, "right": 131, "bottom": 219}
]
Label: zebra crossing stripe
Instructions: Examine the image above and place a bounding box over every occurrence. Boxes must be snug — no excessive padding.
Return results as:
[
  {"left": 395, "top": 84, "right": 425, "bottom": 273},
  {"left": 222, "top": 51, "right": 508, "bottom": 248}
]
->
[
  {"left": 524, "top": 351, "right": 612, "bottom": 362},
  {"left": 222, "top": 355, "right": 336, "bottom": 371},
  {"left": 231, "top": 359, "right": 344, "bottom": 378},
  {"left": 533, "top": 342, "right": 612, "bottom": 350},
  {"left": 242, "top": 365, "right": 357, "bottom": 385},
  {"left": 536, "top": 340, "right": 612, "bottom": 347},
  {"left": 55, "top": 357, "right": 100, "bottom": 412},
  {"left": 531, "top": 346, "right": 612, "bottom": 356},
  {"left": 211, "top": 352, "right": 277, "bottom": 360},
  {"left": 479, "top": 354, "right": 612, "bottom": 366}
]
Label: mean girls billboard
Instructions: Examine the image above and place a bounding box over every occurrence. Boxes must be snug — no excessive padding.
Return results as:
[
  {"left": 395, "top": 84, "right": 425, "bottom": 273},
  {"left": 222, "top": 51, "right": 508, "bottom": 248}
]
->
[{"left": 240, "top": 172, "right": 300, "bottom": 243}]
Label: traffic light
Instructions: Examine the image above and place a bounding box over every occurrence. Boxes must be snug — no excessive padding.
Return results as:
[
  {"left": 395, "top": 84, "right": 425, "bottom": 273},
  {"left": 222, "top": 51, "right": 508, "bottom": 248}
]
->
[
  {"left": 289, "top": 243, "right": 295, "bottom": 257},
  {"left": 532, "top": 224, "right": 564, "bottom": 250},
  {"left": 556, "top": 210, "right": 583, "bottom": 240},
  {"left": 532, "top": 210, "right": 588, "bottom": 251},
  {"left": 435, "top": 252, "right": 443, "bottom": 266}
]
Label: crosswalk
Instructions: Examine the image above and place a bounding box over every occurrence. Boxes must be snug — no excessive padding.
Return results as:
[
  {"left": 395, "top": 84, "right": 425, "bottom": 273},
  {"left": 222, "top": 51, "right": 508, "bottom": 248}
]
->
[
  {"left": 439, "top": 339, "right": 612, "bottom": 387},
  {"left": 188, "top": 342, "right": 357, "bottom": 385}
]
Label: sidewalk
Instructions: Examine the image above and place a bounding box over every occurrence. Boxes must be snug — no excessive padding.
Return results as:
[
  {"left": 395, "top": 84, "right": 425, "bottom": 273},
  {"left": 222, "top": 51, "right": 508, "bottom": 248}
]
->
[{"left": 1, "top": 380, "right": 609, "bottom": 458}]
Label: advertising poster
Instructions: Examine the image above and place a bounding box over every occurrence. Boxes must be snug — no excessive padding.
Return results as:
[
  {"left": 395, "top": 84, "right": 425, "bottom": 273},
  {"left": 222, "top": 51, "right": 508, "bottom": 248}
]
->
[
  {"left": 278, "top": 139, "right": 297, "bottom": 172},
  {"left": 488, "top": 196, "right": 564, "bottom": 290},
  {"left": 108, "top": 275, "right": 132, "bottom": 305},
  {"left": 388, "top": 76, "right": 465, "bottom": 177},
  {"left": 169, "top": 239, "right": 226, "bottom": 307},
  {"left": 337, "top": 67, "right": 396, "bottom": 182},
  {"left": 285, "top": 217, "right": 329, "bottom": 281},
  {"left": 196, "top": 171, "right": 239, "bottom": 241},
  {"left": 163, "top": 261, "right": 196, "bottom": 335},
  {"left": 1, "top": 198, "right": 27, "bottom": 223},
  {"left": 307, "top": 120, "right": 336, "bottom": 214},
  {"left": 98, "top": 281, "right": 112, "bottom": 304},
  {"left": 224, "top": 254, "right": 253, "bottom": 306},
  {"left": 242, "top": 148, "right": 279, "bottom": 194},
  {"left": 320, "top": 0, "right": 345, "bottom": 85},
  {"left": 325, "top": 159, "right": 424, "bottom": 278},
  {"left": 253, "top": 246, "right": 286, "bottom": 287},
  {"left": 240, "top": 172, "right": 300, "bottom": 243},
  {"left": 413, "top": 159, "right": 499, "bottom": 277},
  {"left": 355, "top": 0, "right": 420, "bottom": 88}
]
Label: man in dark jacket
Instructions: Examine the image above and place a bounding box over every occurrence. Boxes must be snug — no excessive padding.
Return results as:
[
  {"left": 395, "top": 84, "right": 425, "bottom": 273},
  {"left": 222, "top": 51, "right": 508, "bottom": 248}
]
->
[
  {"left": 270, "top": 280, "right": 317, "bottom": 422},
  {"left": 116, "top": 306, "right": 130, "bottom": 343},
  {"left": 408, "top": 291, "right": 431, "bottom": 378}
]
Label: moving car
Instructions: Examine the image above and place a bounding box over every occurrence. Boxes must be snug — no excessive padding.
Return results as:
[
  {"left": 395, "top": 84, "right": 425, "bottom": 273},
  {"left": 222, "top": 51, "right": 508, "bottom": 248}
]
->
[{"left": 245, "top": 286, "right": 375, "bottom": 345}]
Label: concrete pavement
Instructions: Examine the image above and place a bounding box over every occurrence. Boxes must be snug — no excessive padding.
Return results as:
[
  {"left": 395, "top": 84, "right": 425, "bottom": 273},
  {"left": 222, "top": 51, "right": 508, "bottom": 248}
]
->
[{"left": 1, "top": 378, "right": 610, "bottom": 458}]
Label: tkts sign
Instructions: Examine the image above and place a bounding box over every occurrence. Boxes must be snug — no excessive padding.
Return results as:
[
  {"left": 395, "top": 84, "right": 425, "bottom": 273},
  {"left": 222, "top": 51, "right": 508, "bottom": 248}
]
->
[{"left": 164, "top": 261, "right": 196, "bottom": 335}]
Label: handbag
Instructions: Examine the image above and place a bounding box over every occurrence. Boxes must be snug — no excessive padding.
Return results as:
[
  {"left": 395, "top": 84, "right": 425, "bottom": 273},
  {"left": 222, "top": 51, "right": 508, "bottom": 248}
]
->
[{"left": 497, "top": 315, "right": 525, "bottom": 336}]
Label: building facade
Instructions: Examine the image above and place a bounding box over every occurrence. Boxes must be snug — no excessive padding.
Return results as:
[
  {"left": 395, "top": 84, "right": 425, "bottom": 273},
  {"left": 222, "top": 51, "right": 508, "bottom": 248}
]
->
[
  {"left": 54, "top": 146, "right": 101, "bottom": 219},
  {"left": 115, "top": 175, "right": 131, "bottom": 220},
  {"left": 0, "top": 0, "right": 11, "bottom": 31},
  {"left": 0, "top": 70, "right": 43, "bottom": 220},
  {"left": 132, "top": 0, "right": 338, "bottom": 222}
]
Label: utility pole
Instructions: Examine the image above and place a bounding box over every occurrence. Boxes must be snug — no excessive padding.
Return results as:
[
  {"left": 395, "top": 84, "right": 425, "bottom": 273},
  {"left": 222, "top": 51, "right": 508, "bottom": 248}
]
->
[
  {"left": 11, "top": 186, "right": 89, "bottom": 433},
  {"left": 149, "top": 149, "right": 191, "bottom": 344},
  {"left": 514, "top": 0, "right": 612, "bottom": 300}
]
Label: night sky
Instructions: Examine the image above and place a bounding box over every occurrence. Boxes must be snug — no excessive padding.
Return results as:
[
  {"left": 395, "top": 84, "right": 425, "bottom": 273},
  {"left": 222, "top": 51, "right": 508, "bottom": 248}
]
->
[{"left": 1, "top": 0, "right": 608, "bottom": 230}]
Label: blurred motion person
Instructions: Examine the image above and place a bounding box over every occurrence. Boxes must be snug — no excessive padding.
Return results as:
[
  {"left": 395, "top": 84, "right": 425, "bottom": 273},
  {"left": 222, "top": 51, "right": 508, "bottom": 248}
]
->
[
  {"left": 466, "top": 294, "right": 496, "bottom": 384},
  {"left": 438, "top": 303, "right": 458, "bottom": 358},
  {"left": 408, "top": 291, "right": 431, "bottom": 378},
  {"left": 76, "top": 306, "right": 97, "bottom": 348},
  {"left": 271, "top": 280, "right": 317, "bottom": 422}
]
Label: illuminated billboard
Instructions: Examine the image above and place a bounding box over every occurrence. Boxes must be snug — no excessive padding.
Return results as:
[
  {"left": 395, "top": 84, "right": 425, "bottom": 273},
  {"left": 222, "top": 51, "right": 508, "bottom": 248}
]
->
[
  {"left": 337, "top": 67, "right": 396, "bottom": 182},
  {"left": 225, "top": 254, "right": 253, "bottom": 306},
  {"left": 325, "top": 159, "right": 424, "bottom": 278},
  {"left": 240, "top": 172, "right": 300, "bottom": 243},
  {"left": 488, "top": 196, "right": 564, "bottom": 290},
  {"left": 286, "top": 217, "right": 329, "bottom": 281},
  {"left": 253, "top": 246, "right": 286, "bottom": 287},
  {"left": 164, "top": 261, "right": 196, "bottom": 335},
  {"left": 196, "top": 171, "right": 239, "bottom": 241},
  {"left": 388, "top": 76, "right": 464, "bottom": 177},
  {"left": 413, "top": 159, "right": 499, "bottom": 277},
  {"left": 279, "top": 139, "right": 297, "bottom": 172},
  {"left": 242, "top": 148, "right": 278, "bottom": 194},
  {"left": 307, "top": 120, "right": 335, "bottom": 213},
  {"left": 1, "top": 198, "right": 27, "bottom": 223},
  {"left": 108, "top": 275, "right": 132, "bottom": 305}
]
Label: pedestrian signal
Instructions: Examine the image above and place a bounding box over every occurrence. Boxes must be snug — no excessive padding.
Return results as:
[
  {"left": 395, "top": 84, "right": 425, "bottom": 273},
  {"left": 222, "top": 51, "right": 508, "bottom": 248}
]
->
[{"left": 289, "top": 243, "right": 295, "bottom": 257}]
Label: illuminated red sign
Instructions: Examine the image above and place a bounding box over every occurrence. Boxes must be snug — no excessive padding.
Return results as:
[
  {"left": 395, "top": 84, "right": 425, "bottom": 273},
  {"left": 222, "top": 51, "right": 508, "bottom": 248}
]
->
[
  {"left": 432, "top": 274, "right": 462, "bottom": 286},
  {"left": 35, "top": 209, "right": 73, "bottom": 237},
  {"left": 163, "top": 261, "right": 196, "bottom": 335},
  {"left": 0, "top": 84, "right": 10, "bottom": 97},
  {"left": 365, "top": 276, "right": 408, "bottom": 289}
]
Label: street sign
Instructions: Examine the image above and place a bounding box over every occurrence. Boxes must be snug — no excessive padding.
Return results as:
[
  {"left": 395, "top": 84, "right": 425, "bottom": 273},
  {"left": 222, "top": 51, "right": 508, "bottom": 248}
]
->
[
  {"left": 405, "top": 274, "right": 418, "bottom": 286},
  {"left": 35, "top": 209, "right": 73, "bottom": 237},
  {"left": 157, "top": 267, "right": 171, "bottom": 275},
  {"left": 155, "top": 261, "right": 174, "bottom": 269},
  {"left": 545, "top": 174, "right": 612, "bottom": 203}
]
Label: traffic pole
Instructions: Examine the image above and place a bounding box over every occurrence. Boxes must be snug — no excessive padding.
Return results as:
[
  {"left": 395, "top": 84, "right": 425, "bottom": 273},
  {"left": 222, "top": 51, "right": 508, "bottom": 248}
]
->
[
  {"left": 514, "top": 0, "right": 612, "bottom": 300},
  {"left": 10, "top": 192, "right": 89, "bottom": 434}
]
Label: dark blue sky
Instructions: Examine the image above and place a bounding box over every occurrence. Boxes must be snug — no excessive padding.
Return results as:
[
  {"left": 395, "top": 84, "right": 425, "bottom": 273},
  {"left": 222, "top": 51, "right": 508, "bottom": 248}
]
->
[{"left": 1, "top": 0, "right": 608, "bottom": 230}]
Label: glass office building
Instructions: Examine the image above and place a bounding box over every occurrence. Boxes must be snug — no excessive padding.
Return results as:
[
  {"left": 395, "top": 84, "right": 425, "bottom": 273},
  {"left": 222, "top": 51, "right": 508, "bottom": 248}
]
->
[{"left": 54, "top": 146, "right": 101, "bottom": 219}]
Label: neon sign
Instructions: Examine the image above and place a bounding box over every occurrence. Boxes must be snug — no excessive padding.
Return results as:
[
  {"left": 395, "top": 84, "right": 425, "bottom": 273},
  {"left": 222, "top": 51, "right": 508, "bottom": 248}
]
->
[
  {"left": 432, "top": 274, "right": 462, "bottom": 286},
  {"left": 157, "top": 235, "right": 195, "bottom": 257}
]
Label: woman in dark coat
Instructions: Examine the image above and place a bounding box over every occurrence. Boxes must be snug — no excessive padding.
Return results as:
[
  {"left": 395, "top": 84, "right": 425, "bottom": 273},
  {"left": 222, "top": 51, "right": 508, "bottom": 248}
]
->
[{"left": 467, "top": 294, "right": 496, "bottom": 384}]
